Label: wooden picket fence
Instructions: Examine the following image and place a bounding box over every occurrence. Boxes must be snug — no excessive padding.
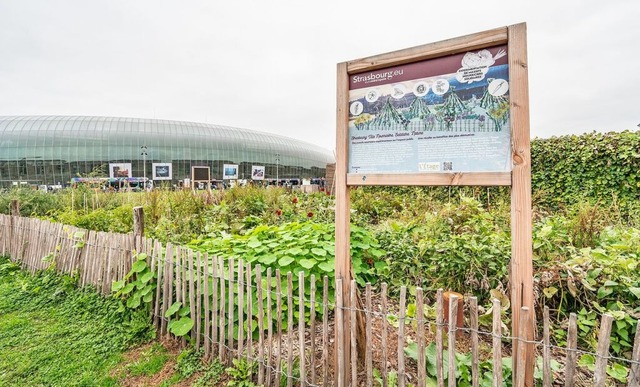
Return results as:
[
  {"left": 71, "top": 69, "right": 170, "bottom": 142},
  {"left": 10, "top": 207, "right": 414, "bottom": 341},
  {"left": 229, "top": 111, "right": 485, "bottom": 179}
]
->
[{"left": 1, "top": 213, "right": 639, "bottom": 386}]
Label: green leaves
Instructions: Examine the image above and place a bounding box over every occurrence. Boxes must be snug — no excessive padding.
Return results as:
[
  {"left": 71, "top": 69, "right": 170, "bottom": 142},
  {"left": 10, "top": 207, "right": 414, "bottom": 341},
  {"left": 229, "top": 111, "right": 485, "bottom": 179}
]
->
[
  {"left": 169, "top": 317, "right": 194, "bottom": 337},
  {"left": 112, "top": 252, "right": 156, "bottom": 313},
  {"left": 542, "top": 286, "right": 558, "bottom": 298},
  {"left": 532, "top": 130, "right": 640, "bottom": 213},
  {"left": 139, "top": 271, "right": 154, "bottom": 284},
  {"left": 278, "top": 256, "right": 295, "bottom": 266},
  {"left": 165, "top": 302, "right": 182, "bottom": 318},
  {"left": 189, "top": 220, "right": 386, "bottom": 331},
  {"left": 247, "top": 239, "right": 262, "bottom": 249},
  {"left": 131, "top": 260, "right": 147, "bottom": 273},
  {"left": 287, "top": 247, "right": 303, "bottom": 256},
  {"left": 258, "top": 256, "right": 277, "bottom": 265},
  {"left": 165, "top": 301, "right": 194, "bottom": 337},
  {"left": 112, "top": 280, "right": 125, "bottom": 292},
  {"left": 578, "top": 354, "right": 629, "bottom": 382},
  {"left": 126, "top": 294, "right": 141, "bottom": 309},
  {"left": 310, "top": 248, "right": 326, "bottom": 257},
  {"left": 121, "top": 283, "right": 135, "bottom": 295},
  {"left": 298, "top": 259, "right": 316, "bottom": 270},
  {"left": 72, "top": 231, "right": 86, "bottom": 248},
  {"left": 317, "top": 262, "right": 333, "bottom": 272}
]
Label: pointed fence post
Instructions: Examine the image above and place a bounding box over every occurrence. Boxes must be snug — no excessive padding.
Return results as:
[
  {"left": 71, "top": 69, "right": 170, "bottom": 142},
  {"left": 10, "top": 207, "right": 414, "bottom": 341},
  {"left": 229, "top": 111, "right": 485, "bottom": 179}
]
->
[
  {"left": 10, "top": 200, "right": 20, "bottom": 216},
  {"left": 133, "top": 206, "right": 144, "bottom": 252}
]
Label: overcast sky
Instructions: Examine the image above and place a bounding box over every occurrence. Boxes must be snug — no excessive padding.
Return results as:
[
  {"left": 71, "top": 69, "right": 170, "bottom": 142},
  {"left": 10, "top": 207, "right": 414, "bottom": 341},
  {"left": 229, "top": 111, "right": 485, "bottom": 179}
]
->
[{"left": 0, "top": 0, "right": 638, "bottom": 152}]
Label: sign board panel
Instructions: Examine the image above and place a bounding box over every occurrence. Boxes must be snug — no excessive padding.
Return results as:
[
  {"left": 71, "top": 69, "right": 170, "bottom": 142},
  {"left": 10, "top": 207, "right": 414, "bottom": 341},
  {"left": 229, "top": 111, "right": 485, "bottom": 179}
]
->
[
  {"left": 152, "top": 163, "right": 172, "bottom": 180},
  {"left": 348, "top": 45, "right": 511, "bottom": 174},
  {"left": 223, "top": 164, "right": 239, "bottom": 180},
  {"left": 251, "top": 165, "right": 265, "bottom": 180},
  {"left": 109, "top": 163, "right": 132, "bottom": 178},
  {"left": 191, "top": 166, "right": 210, "bottom": 182},
  {"left": 335, "top": 24, "right": 532, "bottom": 384}
]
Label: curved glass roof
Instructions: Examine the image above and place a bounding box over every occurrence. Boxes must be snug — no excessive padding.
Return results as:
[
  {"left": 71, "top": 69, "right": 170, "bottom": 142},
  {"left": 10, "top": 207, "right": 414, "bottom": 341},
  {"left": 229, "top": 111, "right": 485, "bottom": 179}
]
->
[{"left": 0, "top": 115, "right": 334, "bottom": 186}]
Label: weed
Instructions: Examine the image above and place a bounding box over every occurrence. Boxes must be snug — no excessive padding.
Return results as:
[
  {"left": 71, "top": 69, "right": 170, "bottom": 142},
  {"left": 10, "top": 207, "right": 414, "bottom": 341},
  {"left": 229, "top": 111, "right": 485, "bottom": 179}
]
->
[
  {"left": 174, "top": 347, "right": 204, "bottom": 379},
  {"left": 226, "top": 358, "right": 257, "bottom": 387},
  {"left": 192, "top": 358, "right": 226, "bottom": 386},
  {"left": 126, "top": 343, "right": 170, "bottom": 377}
]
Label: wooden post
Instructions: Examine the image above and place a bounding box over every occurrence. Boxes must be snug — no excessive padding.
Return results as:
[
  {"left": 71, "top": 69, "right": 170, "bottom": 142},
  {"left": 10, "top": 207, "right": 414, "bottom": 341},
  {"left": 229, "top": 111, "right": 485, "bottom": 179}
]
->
[
  {"left": 322, "top": 276, "right": 329, "bottom": 387},
  {"left": 470, "top": 297, "right": 479, "bottom": 387},
  {"left": 448, "top": 294, "right": 458, "bottom": 387},
  {"left": 564, "top": 313, "right": 577, "bottom": 387},
  {"left": 133, "top": 206, "right": 144, "bottom": 252},
  {"left": 593, "top": 314, "right": 613, "bottom": 387},
  {"left": 256, "top": 266, "right": 265, "bottom": 385},
  {"left": 10, "top": 199, "right": 20, "bottom": 216},
  {"left": 381, "top": 283, "right": 389, "bottom": 387},
  {"left": 542, "top": 306, "right": 551, "bottom": 387},
  {"left": 310, "top": 275, "right": 317, "bottom": 386},
  {"left": 417, "top": 288, "right": 426, "bottom": 387},
  {"left": 508, "top": 22, "right": 534, "bottom": 387},
  {"left": 299, "top": 271, "right": 306, "bottom": 386},
  {"left": 516, "top": 307, "right": 530, "bottom": 387},
  {"left": 492, "top": 299, "right": 502, "bottom": 387},
  {"left": 398, "top": 286, "right": 407, "bottom": 387},
  {"left": 350, "top": 280, "right": 357, "bottom": 387},
  {"left": 629, "top": 320, "right": 640, "bottom": 387},
  {"left": 437, "top": 289, "right": 445, "bottom": 387},
  {"left": 335, "top": 61, "right": 352, "bottom": 387},
  {"left": 335, "top": 278, "right": 345, "bottom": 387},
  {"left": 286, "top": 272, "right": 294, "bottom": 387}
]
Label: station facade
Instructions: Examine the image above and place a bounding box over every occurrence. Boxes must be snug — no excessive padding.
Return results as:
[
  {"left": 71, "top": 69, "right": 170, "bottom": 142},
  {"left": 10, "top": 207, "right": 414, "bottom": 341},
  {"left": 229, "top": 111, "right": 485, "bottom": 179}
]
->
[{"left": 0, "top": 116, "right": 334, "bottom": 188}]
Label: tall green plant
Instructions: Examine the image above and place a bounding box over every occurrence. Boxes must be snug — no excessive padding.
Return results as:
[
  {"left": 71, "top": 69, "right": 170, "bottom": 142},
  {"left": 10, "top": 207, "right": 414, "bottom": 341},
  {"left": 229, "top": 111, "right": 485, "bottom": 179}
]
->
[
  {"left": 532, "top": 130, "right": 640, "bottom": 213},
  {"left": 190, "top": 221, "right": 385, "bottom": 334}
]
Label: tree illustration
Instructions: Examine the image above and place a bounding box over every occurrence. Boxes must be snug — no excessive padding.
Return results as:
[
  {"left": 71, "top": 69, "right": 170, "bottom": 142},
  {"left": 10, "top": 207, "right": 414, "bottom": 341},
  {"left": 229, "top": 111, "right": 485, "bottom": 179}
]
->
[
  {"left": 407, "top": 97, "right": 432, "bottom": 120},
  {"left": 407, "top": 97, "right": 436, "bottom": 130},
  {"left": 370, "top": 98, "right": 409, "bottom": 130},
  {"left": 440, "top": 87, "right": 465, "bottom": 130}
]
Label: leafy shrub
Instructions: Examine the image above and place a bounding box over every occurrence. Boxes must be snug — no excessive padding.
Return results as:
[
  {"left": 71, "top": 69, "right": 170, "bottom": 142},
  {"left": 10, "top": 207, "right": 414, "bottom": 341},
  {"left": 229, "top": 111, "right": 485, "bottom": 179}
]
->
[
  {"left": 537, "top": 223, "right": 640, "bottom": 357},
  {"left": 404, "top": 342, "right": 560, "bottom": 386},
  {"left": 145, "top": 190, "right": 210, "bottom": 244},
  {"left": 226, "top": 358, "right": 257, "bottom": 387},
  {"left": 192, "top": 358, "right": 226, "bottom": 386},
  {"left": 54, "top": 206, "right": 134, "bottom": 233},
  {"left": 374, "top": 197, "right": 510, "bottom": 302},
  {"left": 190, "top": 221, "right": 385, "bottom": 333},
  {"left": 0, "top": 188, "right": 64, "bottom": 216},
  {"left": 532, "top": 130, "right": 640, "bottom": 213},
  {"left": 174, "top": 347, "right": 205, "bottom": 379}
]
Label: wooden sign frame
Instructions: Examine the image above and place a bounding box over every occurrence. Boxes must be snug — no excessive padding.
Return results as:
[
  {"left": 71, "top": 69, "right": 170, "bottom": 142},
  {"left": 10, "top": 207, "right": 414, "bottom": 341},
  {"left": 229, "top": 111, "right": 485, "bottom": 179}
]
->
[
  {"left": 191, "top": 166, "right": 211, "bottom": 190},
  {"left": 335, "top": 23, "right": 532, "bottom": 385}
]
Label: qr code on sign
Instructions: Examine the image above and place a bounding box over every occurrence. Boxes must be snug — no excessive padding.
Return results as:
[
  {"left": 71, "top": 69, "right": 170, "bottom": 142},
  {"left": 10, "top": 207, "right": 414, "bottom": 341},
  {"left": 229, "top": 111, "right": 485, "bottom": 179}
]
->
[{"left": 443, "top": 162, "right": 453, "bottom": 171}]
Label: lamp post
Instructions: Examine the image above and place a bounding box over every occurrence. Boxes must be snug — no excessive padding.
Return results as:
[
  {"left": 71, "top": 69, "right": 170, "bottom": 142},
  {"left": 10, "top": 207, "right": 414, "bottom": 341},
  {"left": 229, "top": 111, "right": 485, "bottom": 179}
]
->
[
  {"left": 140, "top": 146, "right": 148, "bottom": 183},
  {"left": 275, "top": 153, "right": 280, "bottom": 185}
]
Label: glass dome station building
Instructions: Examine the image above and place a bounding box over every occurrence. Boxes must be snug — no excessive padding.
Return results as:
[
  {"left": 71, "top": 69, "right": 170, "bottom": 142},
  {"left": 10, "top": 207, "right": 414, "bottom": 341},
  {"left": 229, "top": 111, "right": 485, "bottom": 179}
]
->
[{"left": 0, "top": 116, "right": 334, "bottom": 188}]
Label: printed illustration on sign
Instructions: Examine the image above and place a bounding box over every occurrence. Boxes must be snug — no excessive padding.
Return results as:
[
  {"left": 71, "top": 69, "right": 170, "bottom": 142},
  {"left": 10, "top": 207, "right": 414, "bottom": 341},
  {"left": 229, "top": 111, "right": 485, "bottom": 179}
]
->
[
  {"left": 152, "top": 163, "right": 172, "bottom": 180},
  {"left": 349, "top": 49, "right": 509, "bottom": 133},
  {"left": 348, "top": 45, "right": 511, "bottom": 174},
  {"left": 251, "top": 165, "right": 265, "bottom": 180}
]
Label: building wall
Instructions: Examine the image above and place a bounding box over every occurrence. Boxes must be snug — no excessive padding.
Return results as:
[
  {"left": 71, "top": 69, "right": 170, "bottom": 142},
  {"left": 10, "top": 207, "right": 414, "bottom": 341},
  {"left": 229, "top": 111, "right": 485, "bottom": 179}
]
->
[{"left": 0, "top": 116, "right": 334, "bottom": 187}]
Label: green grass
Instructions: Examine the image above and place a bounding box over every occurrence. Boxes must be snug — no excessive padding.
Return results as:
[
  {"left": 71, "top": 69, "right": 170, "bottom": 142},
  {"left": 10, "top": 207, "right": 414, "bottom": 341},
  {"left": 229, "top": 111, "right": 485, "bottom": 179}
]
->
[
  {"left": 0, "top": 257, "right": 154, "bottom": 386},
  {"left": 125, "top": 343, "right": 170, "bottom": 377}
]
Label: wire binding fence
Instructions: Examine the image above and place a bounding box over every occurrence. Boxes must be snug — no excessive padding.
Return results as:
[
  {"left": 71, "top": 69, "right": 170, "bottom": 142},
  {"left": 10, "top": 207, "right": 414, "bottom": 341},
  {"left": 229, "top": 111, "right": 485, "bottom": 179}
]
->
[{"left": 1, "top": 213, "right": 639, "bottom": 386}]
